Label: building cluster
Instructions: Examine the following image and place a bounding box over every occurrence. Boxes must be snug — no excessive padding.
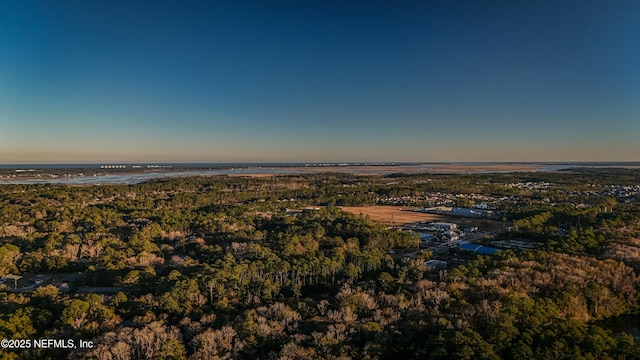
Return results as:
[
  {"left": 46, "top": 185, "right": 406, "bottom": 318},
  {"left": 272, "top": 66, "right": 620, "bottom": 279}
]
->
[
  {"left": 400, "top": 219, "right": 520, "bottom": 270},
  {"left": 600, "top": 185, "right": 640, "bottom": 199},
  {"left": 377, "top": 192, "right": 500, "bottom": 207},
  {"left": 412, "top": 222, "right": 463, "bottom": 243},
  {"left": 0, "top": 272, "right": 125, "bottom": 296},
  {"left": 415, "top": 206, "right": 499, "bottom": 219},
  {"left": 405, "top": 221, "right": 493, "bottom": 248},
  {"left": 506, "top": 181, "right": 552, "bottom": 190},
  {"left": 377, "top": 181, "right": 639, "bottom": 213},
  {"left": 1, "top": 273, "right": 75, "bottom": 293}
]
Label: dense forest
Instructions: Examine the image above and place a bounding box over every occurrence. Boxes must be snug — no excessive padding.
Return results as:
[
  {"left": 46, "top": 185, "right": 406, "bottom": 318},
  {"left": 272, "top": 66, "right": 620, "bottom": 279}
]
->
[{"left": 0, "top": 169, "right": 639, "bottom": 359}]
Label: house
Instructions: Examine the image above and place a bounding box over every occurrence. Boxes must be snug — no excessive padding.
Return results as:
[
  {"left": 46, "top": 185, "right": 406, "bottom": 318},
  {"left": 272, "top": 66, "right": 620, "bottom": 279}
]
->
[
  {"left": 419, "top": 233, "right": 437, "bottom": 241},
  {"left": 31, "top": 275, "right": 52, "bottom": 285},
  {"left": 0, "top": 275, "right": 22, "bottom": 289},
  {"left": 431, "top": 222, "right": 458, "bottom": 231},
  {"left": 425, "top": 260, "right": 447, "bottom": 269},
  {"left": 77, "top": 287, "right": 123, "bottom": 294},
  {"left": 443, "top": 231, "right": 459, "bottom": 241},
  {"left": 460, "top": 243, "right": 498, "bottom": 255}
]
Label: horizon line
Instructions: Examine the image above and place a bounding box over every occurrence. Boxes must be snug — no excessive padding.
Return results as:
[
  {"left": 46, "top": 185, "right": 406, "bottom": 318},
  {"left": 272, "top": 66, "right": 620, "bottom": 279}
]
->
[{"left": 1, "top": 160, "right": 639, "bottom": 166}]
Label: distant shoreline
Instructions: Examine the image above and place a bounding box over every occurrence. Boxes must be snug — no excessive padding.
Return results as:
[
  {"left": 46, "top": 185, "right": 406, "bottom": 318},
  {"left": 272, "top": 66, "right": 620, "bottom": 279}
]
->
[
  {"left": 1, "top": 161, "right": 639, "bottom": 170},
  {"left": 0, "top": 162, "right": 638, "bottom": 185}
]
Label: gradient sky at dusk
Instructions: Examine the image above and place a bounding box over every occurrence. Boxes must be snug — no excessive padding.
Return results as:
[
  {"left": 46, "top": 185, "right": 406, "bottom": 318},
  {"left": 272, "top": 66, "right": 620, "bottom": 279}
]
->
[{"left": 1, "top": 1, "right": 639, "bottom": 163}]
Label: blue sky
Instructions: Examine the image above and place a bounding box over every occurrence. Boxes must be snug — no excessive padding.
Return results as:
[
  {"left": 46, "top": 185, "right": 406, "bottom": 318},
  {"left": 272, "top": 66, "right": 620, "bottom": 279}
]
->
[{"left": 1, "top": 0, "right": 639, "bottom": 163}]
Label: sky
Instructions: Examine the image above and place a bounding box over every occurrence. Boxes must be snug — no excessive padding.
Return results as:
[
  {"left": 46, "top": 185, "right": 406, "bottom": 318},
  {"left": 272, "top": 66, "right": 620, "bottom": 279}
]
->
[{"left": 1, "top": 0, "right": 639, "bottom": 163}]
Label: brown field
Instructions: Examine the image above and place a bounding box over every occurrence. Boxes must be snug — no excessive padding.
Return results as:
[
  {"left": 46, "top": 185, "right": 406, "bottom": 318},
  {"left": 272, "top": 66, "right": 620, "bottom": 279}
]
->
[
  {"left": 340, "top": 206, "right": 448, "bottom": 225},
  {"left": 286, "top": 163, "right": 544, "bottom": 175},
  {"left": 0, "top": 163, "right": 549, "bottom": 183},
  {"left": 197, "top": 163, "right": 546, "bottom": 178},
  {"left": 226, "top": 173, "right": 276, "bottom": 178},
  {"left": 339, "top": 205, "right": 506, "bottom": 230}
]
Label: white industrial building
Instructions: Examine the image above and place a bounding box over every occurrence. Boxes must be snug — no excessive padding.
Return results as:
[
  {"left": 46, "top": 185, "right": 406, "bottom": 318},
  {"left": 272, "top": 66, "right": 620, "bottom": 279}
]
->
[{"left": 431, "top": 222, "right": 458, "bottom": 231}]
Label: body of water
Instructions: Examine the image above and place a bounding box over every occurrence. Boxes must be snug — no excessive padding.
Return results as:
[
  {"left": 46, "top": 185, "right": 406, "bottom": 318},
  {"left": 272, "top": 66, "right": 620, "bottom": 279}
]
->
[{"left": 0, "top": 168, "right": 308, "bottom": 185}]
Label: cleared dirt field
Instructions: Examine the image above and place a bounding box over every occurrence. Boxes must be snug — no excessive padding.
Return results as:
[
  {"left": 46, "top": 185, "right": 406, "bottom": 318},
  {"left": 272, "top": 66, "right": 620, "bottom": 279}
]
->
[
  {"left": 340, "top": 206, "right": 447, "bottom": 226},
  {"left": 339, "top": 205, "right": 507, "bottom": 230}
]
